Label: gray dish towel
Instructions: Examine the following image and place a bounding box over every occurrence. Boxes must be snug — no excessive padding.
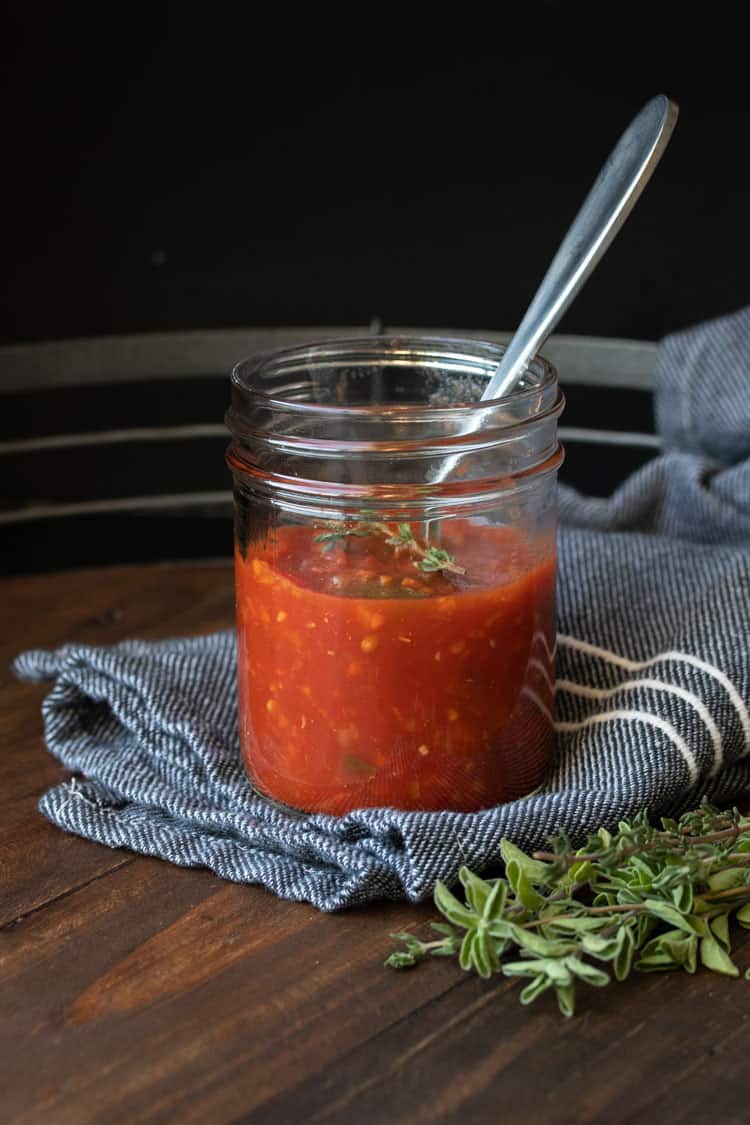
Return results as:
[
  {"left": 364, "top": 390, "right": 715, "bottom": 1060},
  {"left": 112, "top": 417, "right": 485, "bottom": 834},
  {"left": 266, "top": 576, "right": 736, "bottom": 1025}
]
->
[{"left": 14, "top": 308, "right": 750, "bottom": 911}]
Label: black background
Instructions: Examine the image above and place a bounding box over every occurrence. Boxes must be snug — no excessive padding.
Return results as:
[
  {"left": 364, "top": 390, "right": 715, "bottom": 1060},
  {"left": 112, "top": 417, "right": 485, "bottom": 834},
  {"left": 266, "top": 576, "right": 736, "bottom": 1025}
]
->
[{"left": 3, "top": 3, "right": 750, "bottom": 347}]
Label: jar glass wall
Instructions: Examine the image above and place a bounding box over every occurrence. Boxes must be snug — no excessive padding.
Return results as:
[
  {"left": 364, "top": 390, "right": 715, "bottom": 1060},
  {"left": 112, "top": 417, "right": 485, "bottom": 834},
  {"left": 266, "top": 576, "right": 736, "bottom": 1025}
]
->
[{"left": 226, "top": 337, "right": 564, "bottom": 815}]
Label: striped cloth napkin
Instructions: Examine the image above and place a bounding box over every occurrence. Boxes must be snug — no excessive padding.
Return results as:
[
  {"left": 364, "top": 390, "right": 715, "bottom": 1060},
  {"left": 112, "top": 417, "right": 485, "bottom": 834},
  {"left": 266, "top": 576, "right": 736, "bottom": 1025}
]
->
[{"left": 14, "top": 308, "right": 750, "bottom": 910}]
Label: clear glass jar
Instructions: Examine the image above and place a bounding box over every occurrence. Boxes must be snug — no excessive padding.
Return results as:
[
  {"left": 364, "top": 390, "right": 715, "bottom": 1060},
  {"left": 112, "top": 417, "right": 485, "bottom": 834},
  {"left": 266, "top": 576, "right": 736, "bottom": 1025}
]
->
[{"left": 226, "top": 336, "right": 564, "bottom": 815}]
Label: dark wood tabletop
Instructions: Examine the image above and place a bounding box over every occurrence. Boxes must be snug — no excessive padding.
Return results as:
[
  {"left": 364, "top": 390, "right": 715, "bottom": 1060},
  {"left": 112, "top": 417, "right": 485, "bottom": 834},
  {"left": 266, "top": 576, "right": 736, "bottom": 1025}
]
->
[{"left": 3, "top": 561, "right": 749, "bottom": 1125}]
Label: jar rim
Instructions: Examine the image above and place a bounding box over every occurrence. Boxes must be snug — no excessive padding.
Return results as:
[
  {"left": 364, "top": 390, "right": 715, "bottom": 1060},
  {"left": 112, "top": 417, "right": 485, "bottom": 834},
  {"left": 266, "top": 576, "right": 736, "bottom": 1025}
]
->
[{"left": 230, "top": 334, "right": 557, "bottom": 419}]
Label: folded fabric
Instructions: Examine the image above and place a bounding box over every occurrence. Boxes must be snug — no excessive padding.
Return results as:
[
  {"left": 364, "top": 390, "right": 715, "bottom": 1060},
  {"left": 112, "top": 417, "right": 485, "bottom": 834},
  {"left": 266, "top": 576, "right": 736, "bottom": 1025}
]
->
[{"left": 15, "top": 308, "right": 750, "bottom": 910}]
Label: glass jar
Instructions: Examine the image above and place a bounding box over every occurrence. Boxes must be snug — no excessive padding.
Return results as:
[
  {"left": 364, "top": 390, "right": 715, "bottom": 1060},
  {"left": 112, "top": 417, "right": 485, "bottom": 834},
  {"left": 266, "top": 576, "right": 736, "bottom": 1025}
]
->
[{"left": 226, "top": 336, "right": 564, "bottom": 815}]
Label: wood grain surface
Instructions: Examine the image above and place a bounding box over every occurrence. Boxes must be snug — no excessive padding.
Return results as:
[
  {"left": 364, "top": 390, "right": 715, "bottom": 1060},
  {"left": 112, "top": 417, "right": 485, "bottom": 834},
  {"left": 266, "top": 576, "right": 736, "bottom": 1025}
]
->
[{"left": 2, "top": 562, "right": 749, "bottom": 1125}]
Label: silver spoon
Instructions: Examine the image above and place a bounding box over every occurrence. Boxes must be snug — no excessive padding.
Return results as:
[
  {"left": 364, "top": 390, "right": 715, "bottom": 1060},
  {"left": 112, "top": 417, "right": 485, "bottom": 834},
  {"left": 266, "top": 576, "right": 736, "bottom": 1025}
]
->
[
  {"left": 432, "top": 94, "right": 678, "bottom": 493},
  {"left": 487, "top": 93, "right": 678, "bottom": 400}
]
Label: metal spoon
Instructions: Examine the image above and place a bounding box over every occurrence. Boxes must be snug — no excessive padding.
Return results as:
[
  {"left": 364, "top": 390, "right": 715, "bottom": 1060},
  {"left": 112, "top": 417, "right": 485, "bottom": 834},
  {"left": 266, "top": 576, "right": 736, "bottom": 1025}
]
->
[
  {"left": 432, "top": 94, "right": 678, "bottom": 493},
  {"left": 486, "top": 93, "right": 678, "bottom": 401}
]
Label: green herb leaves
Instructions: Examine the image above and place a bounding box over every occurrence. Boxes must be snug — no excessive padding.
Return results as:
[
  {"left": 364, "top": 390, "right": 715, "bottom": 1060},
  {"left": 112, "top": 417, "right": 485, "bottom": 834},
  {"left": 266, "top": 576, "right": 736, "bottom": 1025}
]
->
[
  {"left": 315, "top": 527, "right": 371, "bottom": 553},
  {"left": 384, "top": 923, "right": 461, "bottom": 969},
  {"left": 386, "top": 802, "right": 750, "bottom": 1017},
  {"left": 313, "top": 517, "right": 465, "bottom": 576}
]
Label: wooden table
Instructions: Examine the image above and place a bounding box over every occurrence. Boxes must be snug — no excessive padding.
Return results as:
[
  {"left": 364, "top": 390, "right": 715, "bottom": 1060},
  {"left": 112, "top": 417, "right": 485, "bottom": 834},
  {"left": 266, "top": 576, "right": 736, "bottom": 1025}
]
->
[{"left": 3, "top": 563, "right": 749, "bottom": 1125}]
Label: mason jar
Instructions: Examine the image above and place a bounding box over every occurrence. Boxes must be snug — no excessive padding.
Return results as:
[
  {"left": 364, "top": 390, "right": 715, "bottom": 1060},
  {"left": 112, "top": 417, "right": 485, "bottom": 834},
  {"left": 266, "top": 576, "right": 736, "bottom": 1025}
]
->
[{"left": 226, "top": 336, "right": 564, "bottom": 815}]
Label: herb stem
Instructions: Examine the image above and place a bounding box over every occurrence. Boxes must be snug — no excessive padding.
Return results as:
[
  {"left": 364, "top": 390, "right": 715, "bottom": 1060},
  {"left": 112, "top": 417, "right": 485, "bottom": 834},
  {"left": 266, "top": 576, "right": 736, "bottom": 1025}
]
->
[
  {"left": 519, "top": 889, "right": 750, "bottom": 930},
  {"left": 314, "top": 517, "right": 466, "bottom": 576},
  {"left": 684, "top": 825, "right": 744, "bottom": 846},
  {"left": 532, "top": 820, "right": 749, "bottom": 866},
  {"left": 520, "top": 904, "right": 644, "bottom": 929},
  {"left": 705, "top": 855, "right": 750, "bottom": 869},
  {"left": 599, "top": 911, "right": 640, "bottom": 939},
  {"left": 698, "top": 887, "right": 750, "bottom": 904},
  {"left": 371, "top": 521, "right": 466, "bottom": 575}
]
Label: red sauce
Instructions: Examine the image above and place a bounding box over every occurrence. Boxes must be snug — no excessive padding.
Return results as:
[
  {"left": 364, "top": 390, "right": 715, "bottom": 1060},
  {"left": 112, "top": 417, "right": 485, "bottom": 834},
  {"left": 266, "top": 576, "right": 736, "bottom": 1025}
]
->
[{"left": 235, "top": 522, "right": 556, "bottom": 815}]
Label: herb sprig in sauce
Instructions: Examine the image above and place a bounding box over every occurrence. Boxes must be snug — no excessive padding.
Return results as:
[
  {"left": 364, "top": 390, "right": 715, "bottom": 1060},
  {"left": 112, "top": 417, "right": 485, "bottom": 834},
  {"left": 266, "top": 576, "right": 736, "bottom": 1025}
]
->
[{"left": 314, "top": 517, "right": 465, "bottom": 577}]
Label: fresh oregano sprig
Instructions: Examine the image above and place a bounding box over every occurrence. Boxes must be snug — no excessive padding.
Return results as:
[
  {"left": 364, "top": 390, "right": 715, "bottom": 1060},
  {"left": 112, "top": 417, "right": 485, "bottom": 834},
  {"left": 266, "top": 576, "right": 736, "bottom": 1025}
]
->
[
  {"left": 314, "top": 516, "right": 465, "bottom": 576},
  {"left": 385, "top": 802, "right": 750, "bottom": 1017}
]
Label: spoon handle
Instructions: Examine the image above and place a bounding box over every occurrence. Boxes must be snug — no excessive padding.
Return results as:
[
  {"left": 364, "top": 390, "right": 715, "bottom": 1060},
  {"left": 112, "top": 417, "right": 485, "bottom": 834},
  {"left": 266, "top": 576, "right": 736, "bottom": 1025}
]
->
[{"left": 485, "top": 94, "right": 679, "bottom": 401}]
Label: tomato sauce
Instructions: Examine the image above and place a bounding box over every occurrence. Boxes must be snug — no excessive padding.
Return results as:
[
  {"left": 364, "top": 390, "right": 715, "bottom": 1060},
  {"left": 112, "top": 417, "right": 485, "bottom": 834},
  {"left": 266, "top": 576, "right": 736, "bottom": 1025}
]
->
[{"left": 235, "top": 522, "right": 556, "bottom": 815}]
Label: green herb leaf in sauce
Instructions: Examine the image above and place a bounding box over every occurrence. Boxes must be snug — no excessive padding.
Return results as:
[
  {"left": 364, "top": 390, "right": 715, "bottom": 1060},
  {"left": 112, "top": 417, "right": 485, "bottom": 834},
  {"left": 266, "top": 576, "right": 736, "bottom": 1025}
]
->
[
  {"left": 314, "top": 517, "right": 466, "bottom": 576},
  {"left": 341, "top": 753, "right": 378, "bottom": 779}
]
